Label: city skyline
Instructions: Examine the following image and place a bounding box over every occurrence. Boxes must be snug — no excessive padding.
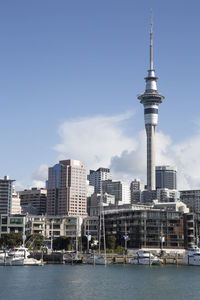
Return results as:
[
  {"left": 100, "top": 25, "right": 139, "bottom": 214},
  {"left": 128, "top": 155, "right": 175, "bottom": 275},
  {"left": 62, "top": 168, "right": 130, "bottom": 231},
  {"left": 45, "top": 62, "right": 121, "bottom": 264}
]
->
[{"left": 0, "top": 1, "right": 200, "bottom": 190}]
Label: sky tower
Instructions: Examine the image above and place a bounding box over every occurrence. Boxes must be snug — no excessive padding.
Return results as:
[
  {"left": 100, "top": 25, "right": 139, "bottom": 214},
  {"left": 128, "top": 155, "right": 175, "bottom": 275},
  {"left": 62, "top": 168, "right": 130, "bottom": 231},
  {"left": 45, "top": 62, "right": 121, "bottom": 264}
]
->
[{"left": 138, "top": 13, "right": 164, "bottom": 191}]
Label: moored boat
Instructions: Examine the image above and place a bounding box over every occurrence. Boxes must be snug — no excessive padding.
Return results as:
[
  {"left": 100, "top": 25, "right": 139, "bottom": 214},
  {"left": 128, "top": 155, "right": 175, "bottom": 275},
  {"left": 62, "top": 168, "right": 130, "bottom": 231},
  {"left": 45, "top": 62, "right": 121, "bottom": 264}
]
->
[
  {"left": 181, "top": 245, "right": 200, "bottom": 266},
  {"left": 87, "top": 255, "right": 106, "bottom": 265},
  {"left": 129, "top": 250, "right": 162, "bottom": 265},
  {"left": 8, "top": 246, "right": 31, "bottom": 258}
]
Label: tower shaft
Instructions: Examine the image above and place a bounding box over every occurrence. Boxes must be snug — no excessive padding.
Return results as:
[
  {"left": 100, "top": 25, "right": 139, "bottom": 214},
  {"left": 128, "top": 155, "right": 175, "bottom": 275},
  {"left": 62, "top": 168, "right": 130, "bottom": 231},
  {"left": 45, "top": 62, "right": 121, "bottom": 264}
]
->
[{"left": 146, "top": 124, "right": 156, "bottom": 190}]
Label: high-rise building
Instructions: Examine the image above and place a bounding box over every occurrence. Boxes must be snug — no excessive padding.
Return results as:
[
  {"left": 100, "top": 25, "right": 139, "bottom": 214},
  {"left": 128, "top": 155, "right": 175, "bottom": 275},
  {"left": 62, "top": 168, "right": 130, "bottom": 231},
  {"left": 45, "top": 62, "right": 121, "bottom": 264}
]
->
[
  {"left": 88, "top": 168, "right": 112, "bottom": 194},
  {"left": 19, "top": 188, "right": 47, "bottom": 215},
  {"left": 46, "top": 163, "right": 62, "bottom": 215},
  {"left": 156, "top": 188, "right": 178, "bottom": 203},
  {"left": 156, "top": 166, "right": 177, "bottom": 190},
  {"left": 47, "top": 160, "right": 87, "bottom": 217},
  {"left": 102, "top": 180, "right": 130, "bottom": 205},
  {"left": 130, "top": 179, "right": 144, "bottom": 203},
  {"left": 138, "top": 15, "right": 164, "bottom": 191},
  {"left": 180, "top": 190, "right": 200, "bottom": 213},
  {"left": 11, "top": 194, "right": 21, "bottom": 215},
  {"left": 0, "top": 176, "right": 15, "bottom": 215}
]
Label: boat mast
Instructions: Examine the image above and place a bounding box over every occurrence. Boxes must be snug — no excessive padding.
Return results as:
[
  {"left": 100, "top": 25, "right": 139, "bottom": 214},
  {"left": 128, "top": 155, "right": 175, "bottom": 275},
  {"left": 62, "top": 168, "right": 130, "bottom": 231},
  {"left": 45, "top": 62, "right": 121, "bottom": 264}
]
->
[
  {"left": 125, "top": 221, "right": 127, "bottom": 253},
  {"left": 76, "top": 217, "right": 79, "bottom": 254},
  {"left": 98, "top": 186, "right": 102, "bottom": 255},
  {"left": 102, "top": 204, "right": 106, "bottom": 260},
  {"left": 51, "top": 219, "right": 54, "bottom": 253}
]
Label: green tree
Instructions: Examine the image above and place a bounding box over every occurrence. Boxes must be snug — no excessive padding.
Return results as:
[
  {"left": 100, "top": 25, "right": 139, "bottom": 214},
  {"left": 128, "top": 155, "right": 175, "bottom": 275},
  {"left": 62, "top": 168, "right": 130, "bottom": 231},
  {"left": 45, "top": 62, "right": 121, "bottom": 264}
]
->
[
  {"left": 106, "top": 236, "right": 116, "bottom": 250},
  {"left": 0, "top": 233, "right": 23, "bottom": 249},
  {"left": 25, "top": 234, "right": 44, "bottom": 250}
]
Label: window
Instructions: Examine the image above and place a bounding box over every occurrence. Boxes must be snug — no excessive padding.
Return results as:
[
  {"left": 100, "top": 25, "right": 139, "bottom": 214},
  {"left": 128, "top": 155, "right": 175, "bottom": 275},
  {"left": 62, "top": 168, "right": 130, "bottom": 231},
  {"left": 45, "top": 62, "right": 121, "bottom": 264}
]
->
[
  {"left": 2, "top": 217, "right": 7, "bottom": 225},
  {"left": 10, "top": 218, "right": 23, "bottom": 225}
]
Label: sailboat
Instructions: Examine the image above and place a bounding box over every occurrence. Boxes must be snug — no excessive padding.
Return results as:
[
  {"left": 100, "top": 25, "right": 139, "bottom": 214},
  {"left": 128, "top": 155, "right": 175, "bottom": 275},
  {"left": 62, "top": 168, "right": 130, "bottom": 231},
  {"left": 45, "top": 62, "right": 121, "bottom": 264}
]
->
[
  {"left": 87, "top": 186, "right": 106, "bottom": 265},
  {"left": 73, "top": 217, "right": 82, "bottom": 264}
]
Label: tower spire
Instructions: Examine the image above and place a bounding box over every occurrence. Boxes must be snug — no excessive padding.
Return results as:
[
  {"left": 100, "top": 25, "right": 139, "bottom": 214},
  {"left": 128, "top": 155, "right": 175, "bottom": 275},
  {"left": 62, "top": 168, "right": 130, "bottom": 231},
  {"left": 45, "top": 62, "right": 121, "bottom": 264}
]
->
[
  {"left": 138, "top": 12, "right": 165, "bottom": 194},
  {"left": 150, "top": 9, "right": 153, "bottom": 70}
]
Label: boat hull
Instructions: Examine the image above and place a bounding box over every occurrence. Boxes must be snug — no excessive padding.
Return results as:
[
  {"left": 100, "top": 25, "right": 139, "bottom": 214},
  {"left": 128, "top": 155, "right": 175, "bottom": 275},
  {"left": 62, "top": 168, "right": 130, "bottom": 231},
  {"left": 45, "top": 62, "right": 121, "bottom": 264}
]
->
[{"left": 87, "top": 256, "right": 106, "bottom": 265}]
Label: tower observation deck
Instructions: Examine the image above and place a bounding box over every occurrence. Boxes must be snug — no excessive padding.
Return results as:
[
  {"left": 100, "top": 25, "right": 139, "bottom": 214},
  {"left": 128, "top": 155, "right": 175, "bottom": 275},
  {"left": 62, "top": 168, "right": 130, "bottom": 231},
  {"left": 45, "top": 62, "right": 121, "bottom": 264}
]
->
[{"left": 138, "top": 13, "right": 164, "bottom": 191}]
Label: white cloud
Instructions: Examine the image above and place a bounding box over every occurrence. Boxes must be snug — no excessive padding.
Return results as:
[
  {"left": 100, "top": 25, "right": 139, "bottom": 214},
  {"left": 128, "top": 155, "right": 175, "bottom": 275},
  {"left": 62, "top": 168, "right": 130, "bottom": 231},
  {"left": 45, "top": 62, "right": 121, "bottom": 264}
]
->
[
  {"left": 31, "top": 164, "right": 48, "bottom": 188},
  {"left": 54, "top": 112, "right": 135, "bottom": 170},
  {"left": 26, "top": 111, "right": 199, "bottom": 191}
]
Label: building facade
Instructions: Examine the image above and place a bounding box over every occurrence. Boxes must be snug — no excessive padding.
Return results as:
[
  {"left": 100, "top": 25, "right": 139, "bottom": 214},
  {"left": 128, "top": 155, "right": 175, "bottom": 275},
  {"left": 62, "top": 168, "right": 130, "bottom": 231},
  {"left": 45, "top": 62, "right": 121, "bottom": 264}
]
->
[
  {"left": 180, "top": 190, "right": 200, "bottom": 213},
  {"left": 102, "top": 180, "right": 130, "bottom": 205},
  {"left": 0, "top": 214, "right": 26, "bottom": 236},
  {"left": 19, "top": 188, "right": 47, "bottom": 215},
  {"left": 88, "top": 168, "right": 112, "bottom": 194},
  {"left": 104, "top": 206, "right": 184, "bottom": 249},
  {"left": 130, "top": 179, "right": 144, "bottom": 204},
  {"left": 11, "top": 193, "right": 21, "bottom": 215},
  {"left": 47, "top": 160, "right": 87, "bottom": 217},
  {"left": 156, "top": 166, "right": 177, "bottom": 190},
  {"left": 0, "top": 176, "right": 15, "bottom": 215},
  {"left": 156, "top": 188, "right": 178, "bottom": 202}
]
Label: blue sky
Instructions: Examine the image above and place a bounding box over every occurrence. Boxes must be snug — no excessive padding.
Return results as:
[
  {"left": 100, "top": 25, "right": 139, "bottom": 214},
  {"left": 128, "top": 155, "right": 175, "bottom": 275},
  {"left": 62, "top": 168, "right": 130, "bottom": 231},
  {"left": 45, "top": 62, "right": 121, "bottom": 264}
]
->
[{"left": 0, "top": 0, "right": 200, "bottom": 189}]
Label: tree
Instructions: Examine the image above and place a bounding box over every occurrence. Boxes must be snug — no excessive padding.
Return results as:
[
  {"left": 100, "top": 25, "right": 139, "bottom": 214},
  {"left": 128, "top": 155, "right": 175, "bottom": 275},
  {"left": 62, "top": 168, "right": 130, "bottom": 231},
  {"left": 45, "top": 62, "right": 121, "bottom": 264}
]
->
[
  {"left": 25, "top": 234, "right": 44, "bottom": 250},
  {"left": 106, "top": 236, "right": 116, "bottom": 250},
  {"left": 0, "top": 233, "right": 23, "bottom": 249}
]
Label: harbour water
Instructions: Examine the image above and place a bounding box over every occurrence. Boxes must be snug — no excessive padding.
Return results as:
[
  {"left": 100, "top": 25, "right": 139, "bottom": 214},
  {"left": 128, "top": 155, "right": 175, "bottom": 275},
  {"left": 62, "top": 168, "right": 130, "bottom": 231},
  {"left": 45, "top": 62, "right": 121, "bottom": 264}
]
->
[{"left": 0, "top": 264, "right": 200, "bottom": 300}]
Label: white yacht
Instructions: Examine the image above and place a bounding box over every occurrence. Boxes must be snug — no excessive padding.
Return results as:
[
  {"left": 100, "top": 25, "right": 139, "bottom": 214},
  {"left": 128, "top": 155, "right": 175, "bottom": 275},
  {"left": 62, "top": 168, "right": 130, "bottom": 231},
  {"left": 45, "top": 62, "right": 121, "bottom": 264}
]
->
[
  {"left": 24, "top": 257, "right": 43, "bottom": 266},
  {"left": 129, "top": 250, "right": 162, "bottom": 265},
  {"left": 0, "top": 247, "right": 42, "bottom": 266},
  {"left": 181, "top": 245, "right": 200, "bottom": 265},
  {"left": 87, "top": 254, "right": 106, "bottom": 265},
  {"left": 0, "top": 252, "right": 8, "bottom": 259},
  {"left": 0, "top": 256, "right": 24, "bottom": 266},
  {"left": 8, "top": 246, "right": 30, "bottom": 258}
]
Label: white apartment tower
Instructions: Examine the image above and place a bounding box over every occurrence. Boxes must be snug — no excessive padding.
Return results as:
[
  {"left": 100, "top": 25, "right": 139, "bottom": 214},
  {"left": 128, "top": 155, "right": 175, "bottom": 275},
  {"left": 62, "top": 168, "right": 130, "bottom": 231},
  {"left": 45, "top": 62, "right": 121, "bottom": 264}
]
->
[{"left": 88, "top": 168, "right": 112, "bottom": 194}]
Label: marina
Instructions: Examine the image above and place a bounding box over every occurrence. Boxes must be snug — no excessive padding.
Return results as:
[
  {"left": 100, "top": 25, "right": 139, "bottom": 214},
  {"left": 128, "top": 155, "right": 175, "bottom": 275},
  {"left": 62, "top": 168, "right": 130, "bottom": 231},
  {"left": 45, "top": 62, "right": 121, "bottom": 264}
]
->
[{"left": 0, "top": 246, "right": 198, "bottom": 266}]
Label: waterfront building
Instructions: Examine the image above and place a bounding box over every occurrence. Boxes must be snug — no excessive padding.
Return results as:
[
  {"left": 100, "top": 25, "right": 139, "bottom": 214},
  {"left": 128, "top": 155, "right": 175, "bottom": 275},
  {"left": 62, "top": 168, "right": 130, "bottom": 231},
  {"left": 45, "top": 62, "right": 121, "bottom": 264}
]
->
[
  {"left": 25, "top": 215, "right": 83, "bottom": 241},
  {"left": 0, "top": 176, "right": 15, "bottom": 215},
  {"left": 0, "top": 214, "right": 83, "bottom": 245},
  {"left": 45, "top": 216, "right": 82, "bottom": 240},
  {"left": 104, "top": 205, "right": 184, "bottom": 249},
  {"left": 19, "top": 187, "right": 47, "bottom": 215},
  {"left": 82, "top": 216, "right": 98, "bottom": 240},
  {"left": 153, "top": 200, "right": 189, "bottom": 213},
  {"left": 25, "top": 215, "right": 46, "bottom": 236},
  {"left": 88, "top": 168, "right": 112, "bottom": 194},
  {"left": 137, "top": 16, "right": 164, "bottom": 191},
  {"left": 46, "top": 160, "right": 87, "bottom": 217},
  {"left": 180, "top": 190, "right": 200, "bottom": 213},
  {"left": 102, "top": 180, "right": 130, "bottom": 205},
  {"left": 130, "top": 179, "right": 144, "bottom": 204},
  {"left": 156, "top": 166, "right": 177, "bottom": 190},
  {"left": 0, "top": 214, "right": 26, "bottom": 236}
]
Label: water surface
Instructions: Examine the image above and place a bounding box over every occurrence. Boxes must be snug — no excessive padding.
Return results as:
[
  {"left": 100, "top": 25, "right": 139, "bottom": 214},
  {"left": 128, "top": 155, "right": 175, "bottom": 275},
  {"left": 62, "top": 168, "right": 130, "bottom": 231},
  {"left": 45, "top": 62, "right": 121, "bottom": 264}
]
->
[{"left": 0, "top": 264, "right": 199, "bottom": 300}]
